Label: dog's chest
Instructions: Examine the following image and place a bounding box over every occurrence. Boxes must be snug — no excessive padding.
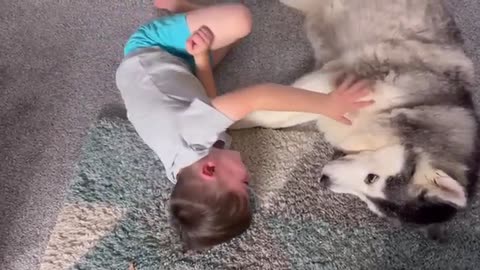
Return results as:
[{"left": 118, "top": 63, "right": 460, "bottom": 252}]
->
[{"left": 317, "top": 114, "right": 398, "bottom": 152}]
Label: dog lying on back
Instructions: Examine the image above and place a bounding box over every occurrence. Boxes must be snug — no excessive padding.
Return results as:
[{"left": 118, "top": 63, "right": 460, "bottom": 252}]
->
[{"left": 232, "top": 0, "right": 479, "bottom": 238}]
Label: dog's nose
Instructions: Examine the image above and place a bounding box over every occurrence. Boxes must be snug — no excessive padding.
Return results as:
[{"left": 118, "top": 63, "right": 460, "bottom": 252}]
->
[{"left": 320, "top": 174, "right": 330, "bottom": 186}]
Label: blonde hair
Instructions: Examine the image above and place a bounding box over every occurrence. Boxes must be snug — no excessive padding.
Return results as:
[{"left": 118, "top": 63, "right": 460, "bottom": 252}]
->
[{"left": 169, "top": 167, "right": 252, "bottom": 250}]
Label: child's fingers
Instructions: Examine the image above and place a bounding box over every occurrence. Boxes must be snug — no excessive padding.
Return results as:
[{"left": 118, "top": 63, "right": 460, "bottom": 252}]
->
[
  {"left": 197, "top": 30, "right": 211, "bottom": 45},
  {"left": 349, "top": 87, "right": 372, "bottom": 100},
  {"left": 199, "top": 26, "right": 214, "bottom": 39},
  {"left": 353, "top": 100, "right": 375, "bottom": 109},
  {"left": 185, "top": 39, "right": 194, "bottom": 54},
  {"left": 337, "top": 116, "right": 353, "bottom": 125},
  {"left": 200, "top": 25, "right": 214, "bottom": 36},
  {"left": 337, "top": 74, "right": 357, "bottom": 92},
  {"left": 193, "top": 33, "right": 206, "bottom": 45},
  {"left": 198, "top": 28, "right": 214, "bottom": 45},
  {"left": 206, "top": 28, "right": 214, "bottom": 41},
  {"left": 345, "top": 79, "right": 372, "bottom": 94}
]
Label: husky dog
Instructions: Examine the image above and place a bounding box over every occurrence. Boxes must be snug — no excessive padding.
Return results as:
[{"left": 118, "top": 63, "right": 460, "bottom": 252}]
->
[{"left": 233, "top": 0, "right": 479, "bottom": 237}]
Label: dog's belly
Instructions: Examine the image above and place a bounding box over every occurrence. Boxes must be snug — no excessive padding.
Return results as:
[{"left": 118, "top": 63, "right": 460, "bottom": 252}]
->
[
  {"left": 317, "top": 113, "right": 399, "bottom": 152},
  {"left": 232, "top": 69, "right": 402, "bottom": 152},
  {"left": 314, "top": 76, "right": 405, "bottom": 152}
]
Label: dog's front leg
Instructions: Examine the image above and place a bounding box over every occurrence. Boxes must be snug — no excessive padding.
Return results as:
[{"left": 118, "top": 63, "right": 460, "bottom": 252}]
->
[
  {"left": 230, "top": 70, "right": 337, "bottom": 130},
  {"left": 229, "top": 110, "right": 319, "bottom": 130}
]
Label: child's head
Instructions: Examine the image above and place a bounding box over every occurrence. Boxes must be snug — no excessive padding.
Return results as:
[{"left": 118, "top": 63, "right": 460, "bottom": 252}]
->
[{"left": 169, "top": 147, "right": 251, "bottom": 250}]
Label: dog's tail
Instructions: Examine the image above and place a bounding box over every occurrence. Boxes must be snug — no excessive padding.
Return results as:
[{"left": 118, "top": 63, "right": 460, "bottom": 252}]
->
[{"left": 279, "top": 0, "right": 319, "bottom": 13}]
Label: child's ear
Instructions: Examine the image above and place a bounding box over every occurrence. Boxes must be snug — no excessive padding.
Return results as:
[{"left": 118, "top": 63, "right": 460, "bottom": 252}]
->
[
  {"left": 428, "top": 170, "right": 467, "bottom": 208},
  {"left": 201, "top": 162, "right": 216, "bottom": 180}
]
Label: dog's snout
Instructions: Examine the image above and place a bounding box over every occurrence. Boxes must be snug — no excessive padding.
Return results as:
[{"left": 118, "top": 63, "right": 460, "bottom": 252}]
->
[{"left": 320, "top": 174, "right": 330, "bottom": 186}]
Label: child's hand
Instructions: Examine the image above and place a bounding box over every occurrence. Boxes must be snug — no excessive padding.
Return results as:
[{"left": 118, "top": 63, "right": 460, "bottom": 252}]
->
[
  {"left": 323, "top": 74, "right": 375, "bottom": 125},
  {"left": 186, "top": 26, "right": 214, "bottom": 56}
]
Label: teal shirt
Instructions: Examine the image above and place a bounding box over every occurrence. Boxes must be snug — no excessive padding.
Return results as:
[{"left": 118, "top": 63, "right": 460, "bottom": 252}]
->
[{"left": 124, "top": 14, "right": 196, "bottom": 70}]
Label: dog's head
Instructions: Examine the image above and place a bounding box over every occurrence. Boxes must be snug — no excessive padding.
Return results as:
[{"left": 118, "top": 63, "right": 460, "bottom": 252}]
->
[{"left": 320, "top": 144, "right": 467, "bottom": 226}]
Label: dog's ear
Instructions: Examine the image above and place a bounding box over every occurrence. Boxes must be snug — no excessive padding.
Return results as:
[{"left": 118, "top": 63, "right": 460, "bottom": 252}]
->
[{"left": 428, "top": 170, "right": 467, "bottom": 208}]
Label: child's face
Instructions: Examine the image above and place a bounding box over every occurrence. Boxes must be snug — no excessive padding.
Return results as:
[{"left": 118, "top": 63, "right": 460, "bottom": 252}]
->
[{"left": 208, "top": 148, "right": 250, "bottom": 194}]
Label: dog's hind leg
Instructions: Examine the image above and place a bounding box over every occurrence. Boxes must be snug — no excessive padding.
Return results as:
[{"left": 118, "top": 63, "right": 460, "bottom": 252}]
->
[
  {"left": 279, "top": 0, "right": 340, "bottom": 68},
  {"left": 305, "top": 25, "right": 339, "bottom": 69},
  {"left": 230, "top": 70, "right": 339, "bottom": 130}
]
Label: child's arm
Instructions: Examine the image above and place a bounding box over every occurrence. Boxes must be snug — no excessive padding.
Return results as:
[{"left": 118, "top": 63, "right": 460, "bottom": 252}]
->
[
  {"left": 186, "top": 26, "right": 217, "bottom": 98},
  {"left": 186, "top": 26, "right": 373, "bottom": 125},
  {"left": 193, "top": 53, "right": 217, "bottom": 98},
  {"left": 212, "top": 75, "right": 374, "bottom": 125}
]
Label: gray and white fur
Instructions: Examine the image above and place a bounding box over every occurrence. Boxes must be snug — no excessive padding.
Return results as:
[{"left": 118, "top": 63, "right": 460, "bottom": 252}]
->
[{"left": 232, "top": 0, "right": 479, "bottom": 239}]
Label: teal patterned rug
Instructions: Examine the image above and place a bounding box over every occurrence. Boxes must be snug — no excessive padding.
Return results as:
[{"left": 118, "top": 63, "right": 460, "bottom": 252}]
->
[{"left": 40, "top": 116, "right": 480, "bottom": 270}]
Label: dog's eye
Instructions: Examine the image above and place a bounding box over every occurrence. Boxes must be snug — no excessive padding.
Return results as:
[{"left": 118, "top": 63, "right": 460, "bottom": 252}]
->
[{"left": 365, "top": 173, "right": 379, "bottom": 184}]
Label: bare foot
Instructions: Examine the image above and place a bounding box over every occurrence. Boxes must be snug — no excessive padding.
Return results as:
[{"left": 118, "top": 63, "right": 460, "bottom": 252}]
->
[
  {"left": 154, "top": 0, "right": 180, "bottom": 12},
  {"left": 154, "top": 0, "right": 203, "bottom": 13}
]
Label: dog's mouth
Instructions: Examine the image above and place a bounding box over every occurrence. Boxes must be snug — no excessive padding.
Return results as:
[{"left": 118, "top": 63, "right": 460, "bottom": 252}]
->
[
  {"left": 331, "top": 150, "right": 347, "bottom": 160},
  {"left": 319, "top": 171, "right": 355, "bottom": 194}
]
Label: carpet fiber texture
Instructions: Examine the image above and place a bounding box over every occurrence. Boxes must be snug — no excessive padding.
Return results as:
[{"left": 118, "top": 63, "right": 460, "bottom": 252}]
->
[{"left": 39, "top": 116, "right": 480, "bottom": 269}]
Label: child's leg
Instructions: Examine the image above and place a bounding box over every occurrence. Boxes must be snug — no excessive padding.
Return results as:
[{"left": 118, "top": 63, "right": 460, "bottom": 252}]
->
[
  {"left": 185, "top": 3, "right": 252, "bottom": 51},
  {"left": 184, "top": 2, "right": 251, "bottom": 67},
  {"left": 154, "top": 0, "right": 203, "bottom": 13},
  {"left": 154, "top": 0, "right": 252, "bottom": 68}
]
